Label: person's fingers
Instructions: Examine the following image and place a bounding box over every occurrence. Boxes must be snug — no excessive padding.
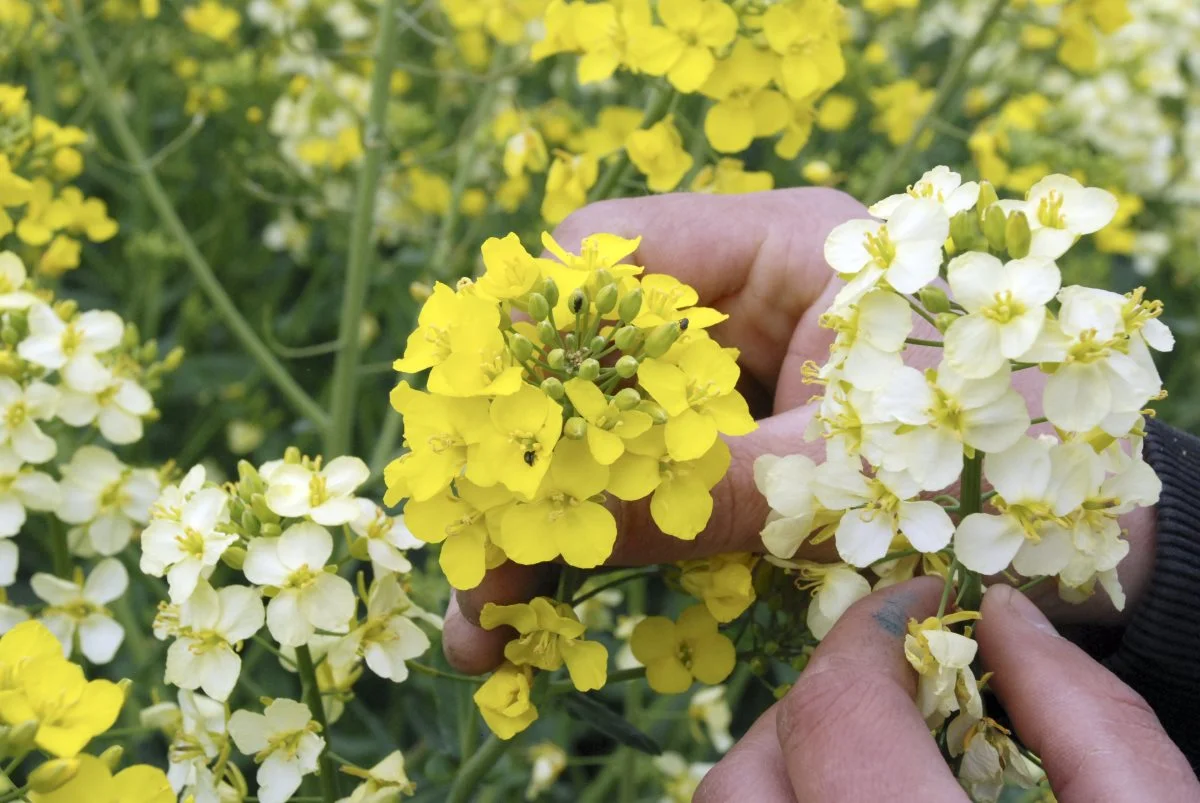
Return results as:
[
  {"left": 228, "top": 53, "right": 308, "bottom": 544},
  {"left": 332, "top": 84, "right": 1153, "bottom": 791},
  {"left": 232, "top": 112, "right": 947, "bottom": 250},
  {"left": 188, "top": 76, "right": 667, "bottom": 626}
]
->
[
  {"left": 774, "top": 577, "right": 966, "bottom": 801},
  {"left": 977, "top": 585, "right": 1200, "bottom": 802},
  {"left": 442, "top": 562, "right": 550, "bottom": 672},
  {"left": 548, "top": 188, "right": 864, "bottom": 399},
  {"left": 694, "top": 705, "right": 796, "bottom": 803}
]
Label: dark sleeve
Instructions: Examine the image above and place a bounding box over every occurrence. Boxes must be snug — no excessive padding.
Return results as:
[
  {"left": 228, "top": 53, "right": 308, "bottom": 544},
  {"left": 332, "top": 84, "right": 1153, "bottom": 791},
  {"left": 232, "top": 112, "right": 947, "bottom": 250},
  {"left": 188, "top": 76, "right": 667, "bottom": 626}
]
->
[{"left": 1105, "top": 417, "right": 1200, "bottom": 771}]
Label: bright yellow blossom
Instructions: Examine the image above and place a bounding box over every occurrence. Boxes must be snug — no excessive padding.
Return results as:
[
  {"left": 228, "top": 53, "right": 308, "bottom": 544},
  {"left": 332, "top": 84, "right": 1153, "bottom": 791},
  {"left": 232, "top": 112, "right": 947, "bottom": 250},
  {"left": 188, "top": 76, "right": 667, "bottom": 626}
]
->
[
  {"left": 631, "top": 605, "right": 735, "bottom": 694},
  {"left": 761, "top": 0, "right": 845, "bottom": 101},
  {"left": 480, "top": 596, "right": 609, "bottom": 690},
  {"left": 0, "top": 652, "right": 123, "bottom": 757},
  {"left": 385, "top": 382, "right": 489, "bottom": 502},
  {"left": 468, "top": 384, "right": 564, "bottom": 499},
  {"left": 29, "top": 754, "right": 172, "bottom": 803},
  {"left": 476, "top": 233, "right": 549, "bottom": 301},
  {"left": 0, "top": 155, "right": 32, "bottom": 240},
  {"left": 678, "top": 553, "right": 758, "bottom": 622},
  {"left": 55, "top": 187, "right": 118, "bottom": 242},
  {"left": 542, "top": 152, "right": 597, "bottom": 225},
  {"left": 403, "top": 479, "right": 512, "bottom": 590},
  {"left": 570, "top": 106, "right": 644, "bottom": 160},
  {"left": 627, "top": 273, "right": 726, "bottom": 329},
  {"left": 635, "top": 0, "right": 739, "bottom": 94},
  {"left": 816, "top": 93, "right": 857, "bottom": 131},
  {"left": 636, "top": 335, "right": 756, "bottom": 461},
  {"left": 700, "top": 40, "right": 789, "bottom": 154},
  {"left": 871, "top": 80, "right": 935, "bottom": 146},
  {"left": 573, "top": 0, "right": 654, "bottom": 84},
  {"left": 564, "top": 378, "right": 654, "bottom": 465},
  {"left": 495, "top": 439, "right": 615, "bottom": 567},
  {"left": 474, "top": 662, "right": 538, "bottom": 740},
  {"left": 625, "top": 117, "right": 694, "bottom": 193},
  {"left": 16, "top": 179, "right": 71, "bottom": 246}
]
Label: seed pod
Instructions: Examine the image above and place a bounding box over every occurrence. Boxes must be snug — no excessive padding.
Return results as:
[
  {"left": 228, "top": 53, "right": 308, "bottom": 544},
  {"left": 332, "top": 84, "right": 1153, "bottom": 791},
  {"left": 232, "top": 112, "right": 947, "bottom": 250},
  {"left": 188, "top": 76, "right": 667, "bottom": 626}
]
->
[
  {"left": 577, "top": 358, "right": 600, "bottom": 381},
  {"left": 613, "top": 325, "right": 642, "bottom": 353},
  {"left": 547, "top": 349, "right": 566, "bottom": 370},
  {"left": 527, "top": 292, "right": 550, "bottom": 322},
  {"left": 615, "top": 354, "right": 639, "bottom": 378},
  {"left": 618, "top": 288, "right": 643, "bottom": 322},
  {"left": 643, "top": 321, "right": 681, "bottom": 358},
  {"left": 565, "top": 417, "right": 588, "bottom": 439},
  {"left": 540, "top": 377, "right": 565, "bottom": 400},
  {"left": 509, "top": 333, "right": 534, "bottom": 363},
  {"left": 613, "top": 387, "right": 641, "bottom": 410},
  {"left": 1005, "top": 211, "right": 1032, "bottom": 259},
  {"left": 594, "top": 284, "right": 619, "bottom": 315},
  {"left": 917, "top": 286, "right": 951, "bottom": 314}
]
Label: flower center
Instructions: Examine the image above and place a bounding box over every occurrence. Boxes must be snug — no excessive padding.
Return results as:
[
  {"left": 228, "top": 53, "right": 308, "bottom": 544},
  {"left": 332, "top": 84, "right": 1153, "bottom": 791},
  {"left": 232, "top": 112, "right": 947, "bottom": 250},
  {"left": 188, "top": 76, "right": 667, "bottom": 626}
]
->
[
  {"left": 980, "top": 290, "right": 1025, "bottom": 324},
  {"left": 175, "top": 527, "right": 208, "bottom": 558},
  {"left": 864, "top": 228, "right": 896, "bottom": 268},
  {"left": 1036, "top": 189, "right": 1067, "bottom": 229}
]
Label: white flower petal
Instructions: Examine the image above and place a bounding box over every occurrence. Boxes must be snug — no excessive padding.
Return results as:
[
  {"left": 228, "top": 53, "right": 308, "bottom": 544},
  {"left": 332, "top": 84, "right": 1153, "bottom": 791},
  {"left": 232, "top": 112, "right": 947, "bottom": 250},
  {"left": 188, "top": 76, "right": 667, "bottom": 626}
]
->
[{"left": 954, "top": 514, "right": 1025, "bottom": 575}]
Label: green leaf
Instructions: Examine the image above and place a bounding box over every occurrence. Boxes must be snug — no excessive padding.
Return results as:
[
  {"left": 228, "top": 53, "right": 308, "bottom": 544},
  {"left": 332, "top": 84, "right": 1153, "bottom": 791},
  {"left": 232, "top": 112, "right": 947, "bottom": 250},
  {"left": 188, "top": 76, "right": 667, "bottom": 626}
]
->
[{"left": 563, "top": 691, "right": 662, "bottom": 756}]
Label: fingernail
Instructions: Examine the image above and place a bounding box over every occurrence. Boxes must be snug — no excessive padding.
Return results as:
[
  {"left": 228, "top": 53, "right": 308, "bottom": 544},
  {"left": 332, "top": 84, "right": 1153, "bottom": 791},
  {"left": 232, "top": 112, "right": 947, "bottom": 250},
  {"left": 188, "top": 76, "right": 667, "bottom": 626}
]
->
[{"left": 1000, "top": 585, "right": 1062, "bottom": 639}]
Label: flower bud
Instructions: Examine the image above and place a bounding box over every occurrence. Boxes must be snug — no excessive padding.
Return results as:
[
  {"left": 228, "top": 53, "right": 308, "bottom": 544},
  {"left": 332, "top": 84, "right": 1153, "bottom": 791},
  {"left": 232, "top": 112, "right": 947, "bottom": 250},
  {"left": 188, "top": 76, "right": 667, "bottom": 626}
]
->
[
  {"left": 240, "top": 511, "right": 260, "bottom": 536},
  {"left": 116, "top": 679, "right": 133, "bottom": 700},
  {"left": 615, "top": 355, "right": 639, "bottom": 378},
  {"left": 567, "top": 288, "right": 587, "bottom": 315},
  {"left": 250, "top": 494, "right": 274, "bottom": 522},
  {"left": 618, "top": 288, "right": 643, "bottom": 322},
  {"left": 577, "top": 358, "right": 600, "bottom": 381},
  {"left": 527, "top": 292, "right": 550, "bottom": 322},
  {"left": 934, "top": 312, "right": 958, "bottom": 334},
  {"left": 541, "top": 277, "right": 560, "bottom": 307},
  {"left": 260, "top": 522, "right": 282, "bottom": 538},
  {"left": 536, "top": 320, "right": 558, "bottom": 346},
  {"left": 593, "top": 268, "right": 615, "bottom": 288},
  {"left": 976, "top": 181, "right": 999, "bottom": 212},
  {"left": 540, "top": 377, "right": 565, "bottom": 400},
  {"left": 547, "top": 349, "right": 566, "bottom": 370},
  {"left": 613, "top": 325, "right": 642, "bottom": 353},
  {"left": 594, "top": 284, "right": 619, "bottom": 315},
  {"left": 349, "top": 537, "right": 371, "bottom": 561},
  {"left": 1005, "top": 211, "right": 1032, "bottom": 259},
  {"left": 98, "top": 745, "right": 124, "bottom": 771},
  {"left": 588, "top": 335, "right": 607, "bottom": 354},
  {"left": 0, "top": 326, "right": 17, "bottom": 347},
  {"left": 509, "top": 333, "right": 534, "bottom": 363},
  {"left": 221, "top": 546, "right": 247, "bottom": 571},
  {"left": 643, "top": 322, "right": 681, "bottom": 358},
  {"left": 28, "top": 759, "right": 80, "bottom": 794},
  {"left": 162, "top": 346, "right": 185, "bottom": 371},
  {"left": 949, "top": 211, "right": 983, "bottom": 252},
  {"left": 565, "top": 417, "right": 588, "bottom": 439},
  {"left": 409, "top": 281, "right": 433, "bottom": 303},
  {"left": 982, "top": 205, "right": 1007, "bottom": 251},
  {"left": 283, "top": 446, "right": 302, "bottom": 464},
  {"left": 917, "top": 287, "right": 951, "bottom": 315},
  {"left": 564, "top": 333, "right": 578, "bottom": 351},
  {"left": 773, "top": 684, "right": 792, "bottom": 700},
  {"left": 613, "top": 388, "right": 641, "bottom": 410},
  {"left": 637, "top": 400, "right": 669, "bottom": 424},
  {"left": 6, "top": 719, "right": 39, "bottom": 752}
]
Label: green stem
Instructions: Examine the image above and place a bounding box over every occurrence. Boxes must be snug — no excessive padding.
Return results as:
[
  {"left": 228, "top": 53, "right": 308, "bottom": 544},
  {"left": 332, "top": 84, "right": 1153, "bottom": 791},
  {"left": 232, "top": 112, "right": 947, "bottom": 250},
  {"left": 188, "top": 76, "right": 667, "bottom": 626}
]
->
[
  {"left": 326, "top": 0, "right": 401, "bottom": 458},
  {"left": 865, "top": 0, "right": 1008, "bottom": 200},
  {"left": 446, "top": 734, "right": 512, "bottom": 803},
  {"left": 619, "top": 579, "right": 646, "bottom": 803},
  {"left": 49, "top": 520, "right": 71, "bottom": 579},
  {"left": 0, "top": 784, "right": 29, "bottom": 803},
  {"left": 61, "top": 0, "right": 329, "bottom": 432},
  {"left": 937, "top": 557, "right": 960, "bottom": 619},
  {"left": 295, "top": 645, "right": 339, "bottom": 802},
  {"left": 406, "top": 661, "right": 485, "bottom": 684},
  {"left": 956, "top": 453, "right": 985, "bottom": 611},
  {"left": 906, "top": 337, "right": 945, "bottom": 348},
  {"left": 569, "top": 568, "right": 659, "bottom": 606},
  {"left": 1017, "top": 575, "right": 1049, "bottom": 593}
]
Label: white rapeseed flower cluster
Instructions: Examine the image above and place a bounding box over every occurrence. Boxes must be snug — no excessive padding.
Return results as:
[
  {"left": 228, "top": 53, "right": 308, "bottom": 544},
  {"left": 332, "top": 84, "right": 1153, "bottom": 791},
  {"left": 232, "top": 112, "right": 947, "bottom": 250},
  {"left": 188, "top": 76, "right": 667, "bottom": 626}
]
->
[
  {"left": 142, "top": 449, "right": 434, "bottom": 800},
  {"left": 0, "top": 250, "right": 178, "bottom": 664},
  {"left": 754, "top": 166, "right": 1169, "bottom": 801}
]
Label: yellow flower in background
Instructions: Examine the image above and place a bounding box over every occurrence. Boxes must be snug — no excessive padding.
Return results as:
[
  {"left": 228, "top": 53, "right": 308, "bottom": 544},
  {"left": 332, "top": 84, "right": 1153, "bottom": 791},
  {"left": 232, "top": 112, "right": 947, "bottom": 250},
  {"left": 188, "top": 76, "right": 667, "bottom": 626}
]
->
[
  {"left": 761, "top": 0, "right": 845, "bottom": 101},
  {"left": 573, "top": 0, "right": 654, "bottom": 84},
  {"left": 0, "top": 155, "right": 32, "bottom": 239},
  {"left": 1094, "top": 189, "right": 1144, "bottom": 254},
  {"left": 816, "top": 93, "right": 857, "bottom": 131},
  {"left": 636, "top": 335, "right": 756, "bottom": 461},
  {"left": 481, "top": 596, "right": 609, "bottom": 691},
  {"left": 625, "top": 117, "right": 694, "bottom": 194},
  {"left": 403, "top": 478, "right": 511, "bottom": 590},
  {"left": 700, "top": 40, "right": 789, "bottom": 153},
  {"left": 182, "top": 0, "right": 240, "bottom": 43},
  {"left": 15, "top": 179, "right": 71, "bottom": 246},
  {"left": 55, "top": 187, "right": 118, "bottom": 242},
  {"left": 775, "top": 100, "right": 816, "bottom": 160},
  {"left": 690, "top": 158, "right": 774, "bottom": 194},
  {"left": 531, "top": 0, "right": 583, "bottom": 61},
  {"left": 140, "top": 0, "right": 160, "bottom": 18},
  {"left": 38, "top": 235, "right": 83, "bottom": 277},
  {"left": 871, "top": 80, "right": 935, "bottom": 146},
  {"left": 863, "top": 0, "right": 918, "bottom": 14},
  {"left": 635, "top": 0, "right": 739, "bottom": 93},
  {"left": 541, "top": 152, "right": 597, "bottom": 225},
  {"left": 28, "top": 754, "right": 172, "bottom": 803},
  {"left": 678, "top": 553, "right": 758, "bottom": 623},
  {"left": 631, "top": 605, "right": 735, "bottom": 694},
  {"left": 570, "top": 106, "right": 644, "bottom": 160},
  {"left": 474, "top": 662, "right": 538, "bottom": 740},
  {"left": 495, "top": 439, "right": 615, "bottom": 567},
  {"left": 476, "top": 233, "right": 547, "bottom": 301}
]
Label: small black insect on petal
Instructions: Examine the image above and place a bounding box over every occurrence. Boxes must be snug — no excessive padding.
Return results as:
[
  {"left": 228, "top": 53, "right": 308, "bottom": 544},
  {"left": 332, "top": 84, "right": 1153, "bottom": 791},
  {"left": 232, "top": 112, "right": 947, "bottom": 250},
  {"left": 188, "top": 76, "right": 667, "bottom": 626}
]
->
[{"left": 523, "top": 450, "right": 537, "bottom": 466}]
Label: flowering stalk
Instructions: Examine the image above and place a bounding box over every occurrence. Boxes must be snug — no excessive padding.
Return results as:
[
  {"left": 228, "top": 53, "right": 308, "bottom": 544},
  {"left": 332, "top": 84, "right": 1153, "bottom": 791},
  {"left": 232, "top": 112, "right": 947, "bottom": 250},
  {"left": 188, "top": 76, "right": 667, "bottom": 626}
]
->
[
  {"left": 295, "top": 643, "right": 339, "bottom": 802},
  {"left": 446, "top": 734, "right": 510, "bottom": 803},
  {"left": 327, "top": 0, "right": 401, "bottom": 458},
  {"left": 956, "top": 453, "right": 984, "bottom": 611},
  {"left": 60, "top": 0, "right": 329, "bottom": 432}
]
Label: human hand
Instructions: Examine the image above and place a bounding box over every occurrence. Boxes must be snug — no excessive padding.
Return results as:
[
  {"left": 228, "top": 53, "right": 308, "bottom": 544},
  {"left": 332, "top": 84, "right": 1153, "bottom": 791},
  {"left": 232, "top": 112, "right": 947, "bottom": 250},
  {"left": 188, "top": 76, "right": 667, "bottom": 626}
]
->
[
  {"left": 441, "top": 191, "right": 1156, "bottom": 674},
  {"left": 695, "top": 578, "right": 1199, "bottom": 802}
]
